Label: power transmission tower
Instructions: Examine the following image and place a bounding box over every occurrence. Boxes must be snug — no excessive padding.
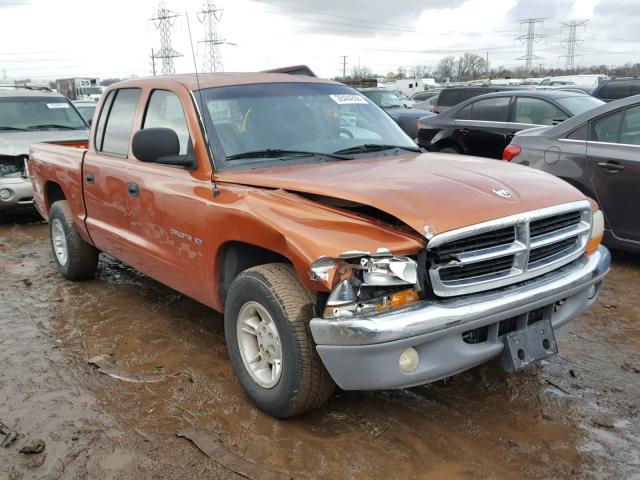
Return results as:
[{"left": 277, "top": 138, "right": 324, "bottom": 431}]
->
[
  {"left": 198, "top": 0, "right": 224, "bottom": 72},
  {"left": 560, "top": 20, "right": 588, "bottom": 72},
  {"left": 339, "top": 56, "right": 348, "bottom": 78},
  {"left": 515, "top": 18, "right": 545, "bottom": 73},
  {"left": 150, "top": 0, "right": 182, "bottom": 75}
]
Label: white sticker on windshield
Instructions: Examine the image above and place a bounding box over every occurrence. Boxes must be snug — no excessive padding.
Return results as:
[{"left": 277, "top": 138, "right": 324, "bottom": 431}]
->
[
  {"left": 329, "top": 94, "right": 368, "bottom": 105},
  {"left": 47, "top": 103, "right": 70, "bottom": 109}
]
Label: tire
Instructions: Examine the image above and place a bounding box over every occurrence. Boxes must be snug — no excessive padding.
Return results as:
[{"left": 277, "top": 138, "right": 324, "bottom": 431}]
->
[
  {"left": 438, "top": 146, "right": 461, "bottom": 154},
  {"left": 224, "top": 263, "right": 335, "bottom": 418},
  {"left": 49, "top": 200, "right": 99, "bottom": 280}
]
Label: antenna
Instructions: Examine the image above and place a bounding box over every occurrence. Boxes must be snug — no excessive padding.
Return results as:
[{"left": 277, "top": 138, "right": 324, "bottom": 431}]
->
[{"left": 185, "top": 12, "right": 219, "bottom": 197}]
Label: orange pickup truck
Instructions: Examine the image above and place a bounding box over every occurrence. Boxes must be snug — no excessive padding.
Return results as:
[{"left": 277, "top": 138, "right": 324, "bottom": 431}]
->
[{"left": 29, "top": 73, "right": 610, "bottom": 418}]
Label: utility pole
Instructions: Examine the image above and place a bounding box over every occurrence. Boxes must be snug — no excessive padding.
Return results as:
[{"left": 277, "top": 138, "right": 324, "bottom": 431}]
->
[
  {"left": 150, "top": 49, "right": 157, "bottom": 76},
  {"left": 340, "top": 55, "right": 348, "bottom": 79},
  {"left": 197, "top": 0, "right": 225, "bottom": 73},
  {"left": 515, "top": 18, "right": 545, "bottom": 74},
  {"left": 560, "top": 20, "right": 588, "bottom": 72},
  {"left": 150, "top": 0, "right": 182, "bottom": 75}
]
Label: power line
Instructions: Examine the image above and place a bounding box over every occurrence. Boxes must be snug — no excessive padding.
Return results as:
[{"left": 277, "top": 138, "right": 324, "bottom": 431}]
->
[
  {"left": 150, "top": 0, "right": 182, "bottom": 75},
  {"left": 559, "top": 20, "right": 588, "bottom": 71},
  {"left": 515, "top": 18, "right": 545, "bottom": 73},
  {"left": 197, "top": 0, "right": 225, "bottom": 72}
]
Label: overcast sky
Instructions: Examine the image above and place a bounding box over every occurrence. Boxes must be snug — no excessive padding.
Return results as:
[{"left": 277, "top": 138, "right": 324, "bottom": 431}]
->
[{"left": 0, "top": 0, "right": 638, "bottom": 82}]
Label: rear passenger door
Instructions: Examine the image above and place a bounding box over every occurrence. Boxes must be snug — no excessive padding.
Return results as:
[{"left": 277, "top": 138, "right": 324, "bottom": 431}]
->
[
  {"left": 586, "top": 105, "right": 640, "bottom": 242},
  {"left": 454, "top": 96, "right": 510, "bottom": 158},
  {"left": 83, "top": 88, "right": 142, "bottom": 263}
]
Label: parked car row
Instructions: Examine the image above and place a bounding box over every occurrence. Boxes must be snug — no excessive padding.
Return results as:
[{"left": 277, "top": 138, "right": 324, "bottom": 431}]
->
[
  {"left": 505, "top": 94, "right": 640, "bottom": 253},
  {"left": 417, "top": 90, "right": 604, "bottom": 158},
  {"left": 0, "top": 88, "right": 89, "bottom": 215}
]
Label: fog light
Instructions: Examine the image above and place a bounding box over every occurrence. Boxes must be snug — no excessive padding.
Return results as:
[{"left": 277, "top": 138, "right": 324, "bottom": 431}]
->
[
  {"left": 399, "top": 347, "right": 420, "bottom": 373},
  {"left": 587, "top": 283, "right": 598, "bottom": 300},
  {"left": 0, "top": 188, "right": 12, "bottom": 201}
]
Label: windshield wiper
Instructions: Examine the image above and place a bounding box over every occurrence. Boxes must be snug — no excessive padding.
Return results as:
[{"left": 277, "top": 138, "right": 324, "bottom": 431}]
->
[
  {"left": 0, "top": 126, "right": 28, "bottom": 131},
  {"left": 226, "top": 149, "right": 352, "bottom": 161},
  {"left": 27, "top": 124, "right": 76, "bottom": 130},
  {"left": 334, "top": 144, "right": 422, "bottom": 155}
]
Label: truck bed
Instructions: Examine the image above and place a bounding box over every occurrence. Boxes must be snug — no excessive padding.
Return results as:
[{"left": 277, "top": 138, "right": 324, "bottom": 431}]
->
[{"left": 29, "top": 140, "right": 91, "bottom": 241}]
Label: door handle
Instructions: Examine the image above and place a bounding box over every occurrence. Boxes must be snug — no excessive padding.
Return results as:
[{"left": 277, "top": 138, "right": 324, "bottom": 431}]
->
[
  {"left": 128, "top": 182, "right": 140, "bottom": 197},
  {"left": 85, "top": 172, "right": 95, "bottom": 184},
  {"left": 459, "top": 128, "right": 471, "bottom": 134},
  {"left": 597, "top": 161, "right": 625, "bottom": 172}
]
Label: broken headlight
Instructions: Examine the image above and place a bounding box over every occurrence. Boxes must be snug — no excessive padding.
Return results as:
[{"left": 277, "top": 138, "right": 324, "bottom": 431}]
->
[{"left": 310, "top": 252, "right": 420, "bottom": 319}]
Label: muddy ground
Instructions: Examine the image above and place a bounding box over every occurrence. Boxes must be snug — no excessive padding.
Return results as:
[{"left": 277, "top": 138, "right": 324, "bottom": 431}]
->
[{"left": 0, "top": 215, "right": 638, "bottom": 480}]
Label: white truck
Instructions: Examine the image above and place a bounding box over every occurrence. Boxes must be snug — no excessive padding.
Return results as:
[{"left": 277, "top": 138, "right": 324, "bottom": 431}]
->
[{"left": 55, "top": 78, "right": 104, "bottom": 102}]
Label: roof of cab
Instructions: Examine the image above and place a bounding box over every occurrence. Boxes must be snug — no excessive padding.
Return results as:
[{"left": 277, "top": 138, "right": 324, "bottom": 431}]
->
[{"left": 112, "top": 72, "right": 340, "bottom": 91}]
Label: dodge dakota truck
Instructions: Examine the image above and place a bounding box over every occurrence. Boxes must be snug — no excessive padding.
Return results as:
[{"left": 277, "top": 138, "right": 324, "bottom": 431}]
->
[{"left": 29, "top": 74, "right": 611, "bottom": 418}]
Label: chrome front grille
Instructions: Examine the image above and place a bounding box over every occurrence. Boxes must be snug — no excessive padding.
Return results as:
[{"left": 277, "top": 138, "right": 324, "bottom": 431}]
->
[{"left": 427, "top": 201, "right": 593, "bottom": 297}]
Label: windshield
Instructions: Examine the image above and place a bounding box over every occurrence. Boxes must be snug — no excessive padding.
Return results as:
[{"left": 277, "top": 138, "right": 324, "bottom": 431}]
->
[
  {"left": 360, "top": 90, "right": 404, "bottom": 108},
  {"left": 82, "top": 87, "right": 102, "bottom": 95},
  {"left": 75, "top": 104, "right": 96, "bottom": 121},
  {"left": 556, "top": 96, "right": 605, "bottom": 116},
  {"left": 0, "top": 97, "right": 87, "bottom": 130},
  {"left": 199, "top": 83, "right": 416, "bottom": 168}
]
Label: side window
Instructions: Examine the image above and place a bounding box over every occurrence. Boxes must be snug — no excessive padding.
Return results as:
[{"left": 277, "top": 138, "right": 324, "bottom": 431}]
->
[
  {"left": 631, "top": 82, "right": 640, "bottom": 96},
  {"left": 101, "top": 88, "right": 141, "bottom": 156},
  {"left": 94, "top": 90, "right": 115, "bottom": 151},
  {"left": 620, "top": 105, "right": 640, "bottom": 146},
  {"left": 455, "top": 104, "right": 471, "bottom": 120},
  {"left": 539, "top": 79, "right": 550, "bottom": 86},
  {"left": 513, "top": 97, "right": 567, "bottom": 126},
  {"left": 469, "top": 97, "right": 510, "bottom": 122},
  {"left": 143, "top": 90, "right": 191, "bottom": 155},
  {"left": 566, "top": 124, "right": 588, "bottom": 141},
  {"left": 600, "top": 81, "right": 632, "bottom": 100},
  {"left": 591, "top": 111, "right": 622, "bottom": 143}
]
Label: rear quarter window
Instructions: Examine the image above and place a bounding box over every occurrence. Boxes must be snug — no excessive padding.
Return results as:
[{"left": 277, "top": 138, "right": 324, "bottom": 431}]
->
[{"left": 100, "top": 88, "right": 141, "bottom": 157}]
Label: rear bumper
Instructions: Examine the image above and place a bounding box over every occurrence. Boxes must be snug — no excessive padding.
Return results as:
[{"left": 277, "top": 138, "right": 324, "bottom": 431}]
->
[
  {"left": 0, "top": 177, "right": 34, "bottom": 211},
  {"left": 310, "top": 246, "right": 610, "bottom": 390}
]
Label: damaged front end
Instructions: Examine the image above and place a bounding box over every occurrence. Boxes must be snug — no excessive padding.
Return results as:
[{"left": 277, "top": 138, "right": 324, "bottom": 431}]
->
[
  {"left": 310, "top": 250, "right": 423, "bottom": 319},
  {"left": 0, "top": 154, "right": 28, "bottom": 179}
]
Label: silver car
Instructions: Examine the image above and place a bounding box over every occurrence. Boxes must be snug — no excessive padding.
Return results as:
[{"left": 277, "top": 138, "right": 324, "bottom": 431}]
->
[{"left": 0, "top": 88, "right": 89, "bottom": 214}]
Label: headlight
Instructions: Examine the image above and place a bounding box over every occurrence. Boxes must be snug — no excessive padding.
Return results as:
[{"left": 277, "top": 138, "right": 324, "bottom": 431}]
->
[
  {"left": 311, "top": 252, "right": 421, "bottom": 319},
  {"left": 586, "top": 210, "right": 604, "bottom": 255},
  {"left": 0, "top": 188, "right": 13, "bottom": 201}
]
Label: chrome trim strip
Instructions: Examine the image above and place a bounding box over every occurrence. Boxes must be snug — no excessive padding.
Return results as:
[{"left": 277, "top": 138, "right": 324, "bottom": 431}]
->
[
  {"left": 427, "top": 201, "right": 592, "bottom": 297},
  {"left": 310, "top": 246, "right": 610, "bottom": 346}
]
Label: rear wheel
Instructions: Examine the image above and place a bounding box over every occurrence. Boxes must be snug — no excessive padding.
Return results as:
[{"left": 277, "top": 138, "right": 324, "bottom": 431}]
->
[
  {"left": 224, "top": 263, "right": 335, "bottom": 418},
  {"left": 49, "top": 200, "right": 98, "bottom": 280}
]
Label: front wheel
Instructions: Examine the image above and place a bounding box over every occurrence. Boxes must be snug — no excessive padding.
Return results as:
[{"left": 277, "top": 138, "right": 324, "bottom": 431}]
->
[
  {"left": 49, "top": 200, "right": 99, "bottom": 280},
  {"left": 224, "top": 263, "right": 335, "bottom": 418}
]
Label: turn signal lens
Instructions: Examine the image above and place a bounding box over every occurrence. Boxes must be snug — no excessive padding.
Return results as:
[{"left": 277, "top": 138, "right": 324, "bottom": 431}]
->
[
  {"left": 502, "top": 144, "right": 521, "bottom": 162},
  {"left": 586, "top": 210, "right": 604, "bottom": 255}
]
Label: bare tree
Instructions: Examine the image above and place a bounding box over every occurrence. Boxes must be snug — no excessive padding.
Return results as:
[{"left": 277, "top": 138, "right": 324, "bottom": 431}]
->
[
  {"left": 436, "top": 56, "right": 456, "bottom": 81},
  {"left": 351, "top": 65, "right": 372, "bottom": 80},
  {"left": 396, "top": 66, "right": 407, "bottom": 79},
  {"left": 410, "top": 65, "right": 431, "bottom": 79},
  {"left": 457, "top": 53, "right": 487, "bottom": 81}
]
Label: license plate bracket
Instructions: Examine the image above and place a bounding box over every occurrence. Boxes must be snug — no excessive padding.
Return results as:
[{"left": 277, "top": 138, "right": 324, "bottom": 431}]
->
[{"left": 501, "top": 318, "right": 558, "bottom": 372}]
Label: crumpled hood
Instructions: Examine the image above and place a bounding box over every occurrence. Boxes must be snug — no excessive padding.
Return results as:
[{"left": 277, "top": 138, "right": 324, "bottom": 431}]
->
[
  {"left": 0, "top": 130, "right": 89, "bottom": 156},
  {"left": 216, "top": 153, "right": 589, "bottom": 237}
]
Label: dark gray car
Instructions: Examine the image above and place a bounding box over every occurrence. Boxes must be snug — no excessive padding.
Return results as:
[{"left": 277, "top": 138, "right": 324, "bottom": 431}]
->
[
  {"left": 359, "top": 88, "right": 433, "bottom": 139},
  {"left": 506, "top": 95, "right": 640, "bottom": 253}
]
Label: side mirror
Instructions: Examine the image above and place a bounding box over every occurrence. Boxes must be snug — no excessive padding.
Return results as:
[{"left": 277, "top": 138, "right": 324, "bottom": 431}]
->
[
  {"left": 132, "top": 128, "right": 195, "bottom": 168},
  {"left": 87, "top": 118, "right": 93, "bottom": 127}
]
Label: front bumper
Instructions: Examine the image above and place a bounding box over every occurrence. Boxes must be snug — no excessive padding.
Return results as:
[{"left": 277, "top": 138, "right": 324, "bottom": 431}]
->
[
  {"left": 0, "top": 177, "right": 34, "bottom": 211},
  {"left": 310, "top": 246, "right": 610, "bottom": 390}
]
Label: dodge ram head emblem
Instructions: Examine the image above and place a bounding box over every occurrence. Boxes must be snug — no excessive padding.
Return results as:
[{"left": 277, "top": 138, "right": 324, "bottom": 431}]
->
[{"left": 492, "top": 188, "right": 513, "bottom": 198}]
